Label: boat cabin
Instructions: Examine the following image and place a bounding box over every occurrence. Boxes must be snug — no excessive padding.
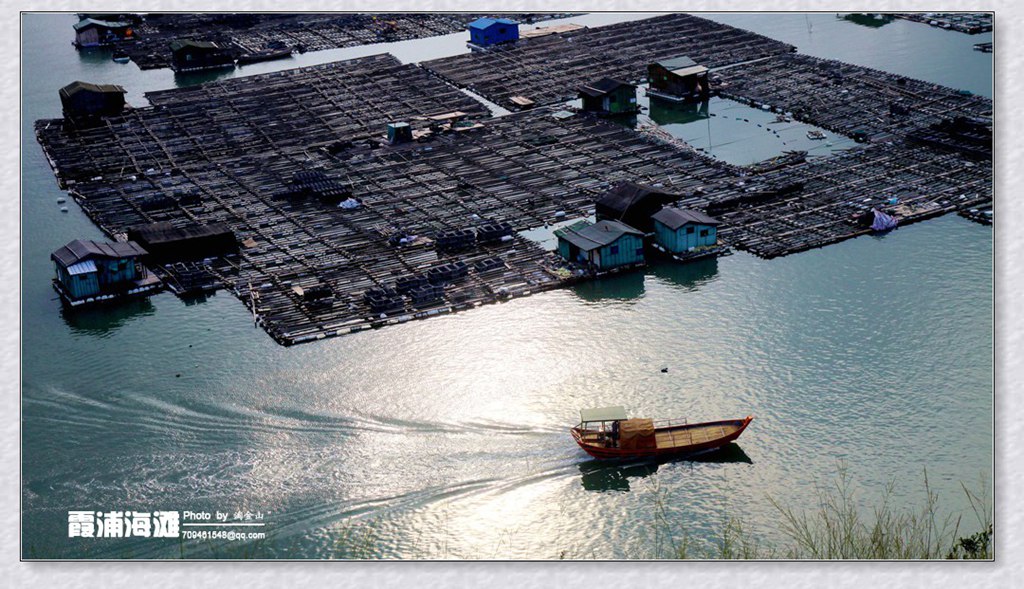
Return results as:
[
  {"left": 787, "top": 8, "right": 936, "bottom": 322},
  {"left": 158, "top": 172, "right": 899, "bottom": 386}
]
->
[
  {"left": 577, "top": 406, "right": 657, "bottom": 451},
  {"left": 648, "top": 56, "right": 710, "bottom": 103}
]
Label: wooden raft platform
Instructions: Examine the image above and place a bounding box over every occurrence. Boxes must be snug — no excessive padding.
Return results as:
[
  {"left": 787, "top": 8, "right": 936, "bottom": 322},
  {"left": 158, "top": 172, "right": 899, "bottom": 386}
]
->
[
  {"left": 115, "top": 13, "right": 574, "bottom": 71},
  {"left": 38, "top": 16, "right": 992, "bottom": 344},
  {"left": 422, "top": 13, "right": 796, "bottom": 111}
]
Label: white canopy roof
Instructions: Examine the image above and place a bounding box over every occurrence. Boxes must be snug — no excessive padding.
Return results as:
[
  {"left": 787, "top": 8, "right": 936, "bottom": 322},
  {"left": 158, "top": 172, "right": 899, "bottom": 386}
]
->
[{"left": 580, "top": 406, "right": 628, "bottom": 423}]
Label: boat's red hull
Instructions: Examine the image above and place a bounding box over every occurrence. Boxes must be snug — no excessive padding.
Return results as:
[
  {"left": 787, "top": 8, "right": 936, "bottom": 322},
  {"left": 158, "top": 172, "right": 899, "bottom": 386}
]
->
[{"left": 571, "top": 416, "right": 753, "bottom": 460}]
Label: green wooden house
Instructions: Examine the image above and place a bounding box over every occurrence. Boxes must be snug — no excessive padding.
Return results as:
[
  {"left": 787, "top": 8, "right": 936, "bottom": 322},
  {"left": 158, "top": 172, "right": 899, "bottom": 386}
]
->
[
  {"left": 555, "top": 220, "right": 645, "bottom": 271},
  {"left": 651, "top": 207, "right": 720, "bottom": 253},
  {"left": 578, "top": 78, "right": 638, "bottom": 116}
]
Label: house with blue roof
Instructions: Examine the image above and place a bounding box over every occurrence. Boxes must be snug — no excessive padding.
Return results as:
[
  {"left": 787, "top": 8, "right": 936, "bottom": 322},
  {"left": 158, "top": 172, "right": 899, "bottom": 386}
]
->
[{"left": 468, "top": 17, "right": 520, "bottom": 47}]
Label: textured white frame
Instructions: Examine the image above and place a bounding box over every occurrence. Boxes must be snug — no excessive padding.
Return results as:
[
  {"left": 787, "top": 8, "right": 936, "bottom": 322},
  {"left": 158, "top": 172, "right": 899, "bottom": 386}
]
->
[{"left": 6, "top": 0, "right": 1015, "bottom": 586}]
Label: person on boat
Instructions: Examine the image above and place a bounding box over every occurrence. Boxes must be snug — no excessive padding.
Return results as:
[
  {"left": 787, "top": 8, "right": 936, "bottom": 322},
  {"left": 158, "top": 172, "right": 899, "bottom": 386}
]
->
[{"left": 609, "top": 420, "right": 620, "bottom": 448}]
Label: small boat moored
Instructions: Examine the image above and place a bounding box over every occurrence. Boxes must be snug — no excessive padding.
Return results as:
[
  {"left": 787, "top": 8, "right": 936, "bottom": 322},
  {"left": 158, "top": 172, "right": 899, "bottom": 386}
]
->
[
  {"left": 571, "top": 406, "right": 753, "bottom": 460},
  {"left": 112, "top": 49, "right": 130, "bottom": 63}
]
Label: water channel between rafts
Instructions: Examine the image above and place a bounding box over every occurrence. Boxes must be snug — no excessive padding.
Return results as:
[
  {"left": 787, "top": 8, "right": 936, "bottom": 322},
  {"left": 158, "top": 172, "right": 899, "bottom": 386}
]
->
[{"left": 22, "top": 13, "right": 992, "bottom": 558}]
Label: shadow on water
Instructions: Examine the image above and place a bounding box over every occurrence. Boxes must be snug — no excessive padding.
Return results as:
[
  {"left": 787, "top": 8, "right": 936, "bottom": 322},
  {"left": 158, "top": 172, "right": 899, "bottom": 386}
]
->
[
  {"left": 841, "top": 13, "right": 896, "bottom": 29},
  {"left": 648, "top": 257, "right": 719, "bottom": 292},
  {"left": 603, "top": 112, "right": 640, "bottom": 131},
  {"left": 180, "top": 291, "right": 216, "bottom": 306},
  {"left": 577, "top": 443, "right": 752, "bottom": 492},
  {"left": 60, "top": 297, "right": 156, "bottom": 336},
  {"left": 174, "top": 68, "right": 236, "bottom": 87},
  {"left": 648, "top": 97, "right": 710, "bottom": 126},
  {"left": 579, "top": 460, "right": 659, "bottom": 492},
  {"left": 571, "top": 270, "right": 645, "bottom": 303},
  {"left": 75, "top": 46, "right": 115, "bottom": 65}
]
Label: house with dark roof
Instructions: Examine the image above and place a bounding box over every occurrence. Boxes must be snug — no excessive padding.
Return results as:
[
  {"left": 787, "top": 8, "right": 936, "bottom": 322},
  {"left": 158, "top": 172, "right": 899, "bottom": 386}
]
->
[
  {"left": 73, "top": 18, "right": 135, "bottom": 48},
  {"left": 170, "top": 39, "right": 235, "bottom": 73},
  {"left": 578, "top": 78, "right": 638, "bottom": 115},
  {"left": 651, "top": 207, "right": 721, "bottom": 253},
  {"left": 59, "top": 81, "right": 127, "bottom": 126},
  {"left": 126, "top": 221, "right": 237, "bottom": 261},
  {"left": 595, "top": 182, "right": 681, "bottom": 232},
  {"left": 467, "top": 18, "right": 519, "bottom": 47},
  {"left": 555, "top": 220, "right": 645, "bottom": 271},
  {"left": 647, "top": 56, "right": 710, "bottom": 103},
  {"left": 51, "top": 239, "right": 160, "bottom": 306}
]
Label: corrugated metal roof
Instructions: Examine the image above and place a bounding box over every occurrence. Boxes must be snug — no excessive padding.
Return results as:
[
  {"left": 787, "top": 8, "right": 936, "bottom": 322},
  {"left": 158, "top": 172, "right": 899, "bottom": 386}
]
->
[
  {"left": 60, "top": 81, "right": 126, "bottom": 98},
  {"left": 169, "top": 39, "right": 223, "bottom": 52},
  {"left": 51, "top": 239, "right": 147, "bottom": 268},
  {"left": 651, "top": 207, "right": 721, "bottom": 230},
  {"left": 73, "top": 18, "right": 129, "bottom": 31},
  {"left": 468, "top": 17, "right": 518, "bottom": 30},
  {"left": 596, "top": 182, "right": 680, "bottom": 216},
  {"left": 656, "top": 56, "right": 698, "bottom": 70},
  {"left": 579, "top": 77, "right": 634, "bottom": 98},
  {"left": 556, "top": 220, "right": 643, "bottom": 251},
  {"left": 127, "top": 221, "right": 234, "bottom": 246},
  {"left": 66, "top": 259, "right": 98, "bottom": 276},
  {"left": 580, "top": 406, "right": 628, "bottom": 423}
]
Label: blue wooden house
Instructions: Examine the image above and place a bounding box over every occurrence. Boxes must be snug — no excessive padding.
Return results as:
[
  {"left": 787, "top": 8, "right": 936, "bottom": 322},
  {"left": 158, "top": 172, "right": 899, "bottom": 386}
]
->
[
  {"left": 650, "top": 207, "right": 721, "bottom": 253},
  {"left": 51, "top": 239, "right": 159, "bottom": 306},
  {"left": 555, "top": 220, "right": 645, "bottom": 271},
  {"left": 468, "top": 18, "right": 519, "bottom": 47}
]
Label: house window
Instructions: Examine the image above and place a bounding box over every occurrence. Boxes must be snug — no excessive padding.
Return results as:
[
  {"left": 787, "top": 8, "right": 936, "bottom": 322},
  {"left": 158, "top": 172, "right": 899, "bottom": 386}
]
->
[
  {"left": 686, "top": 226, "right": 695, "bottom": 234},
  {"left": 498, "top": 27, "right": 506, "bottom": 34},
  {"left": 636, "top": 248, "right": 644, "bottom": 257},
  {"left": 700, "top": 229, "right": 709, "bottom": 237},
  {"left": 610, "top": 245, "right": 620, "bottom": 255}
]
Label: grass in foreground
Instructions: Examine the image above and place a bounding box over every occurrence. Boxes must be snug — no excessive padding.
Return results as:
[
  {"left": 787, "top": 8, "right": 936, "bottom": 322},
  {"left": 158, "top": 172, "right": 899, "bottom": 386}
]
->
[{"left": 642, "top": 463, "right": 992, "bottom": 560}]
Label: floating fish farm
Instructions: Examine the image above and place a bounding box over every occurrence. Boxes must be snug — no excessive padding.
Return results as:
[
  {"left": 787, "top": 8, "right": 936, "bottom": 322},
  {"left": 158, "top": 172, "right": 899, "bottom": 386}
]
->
[{"left": 39, "top": 14, "right": 992, "bottom": 345}]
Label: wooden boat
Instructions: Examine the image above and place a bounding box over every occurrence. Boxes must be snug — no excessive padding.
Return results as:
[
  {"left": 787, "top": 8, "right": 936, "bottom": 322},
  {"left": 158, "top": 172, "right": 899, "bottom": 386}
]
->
[
  {"left": 571, "top": 406, "right": 753, "bottom": 460},
  {"left": 236, "top": 48, "right": 293, "bottom": 65},
  {"left": 112, "top": 49, "right": 130, "bottom": 64}
]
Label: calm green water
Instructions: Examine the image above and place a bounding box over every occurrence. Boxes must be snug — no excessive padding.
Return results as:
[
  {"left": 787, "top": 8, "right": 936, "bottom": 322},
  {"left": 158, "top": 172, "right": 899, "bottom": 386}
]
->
[{"left": 22, "top": 13, "right": 992, "bottom": 559}]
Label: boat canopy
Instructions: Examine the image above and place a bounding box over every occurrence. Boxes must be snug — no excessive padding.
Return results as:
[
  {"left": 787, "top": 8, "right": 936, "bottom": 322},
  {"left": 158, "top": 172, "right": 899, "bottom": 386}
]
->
[{"left": 580, "top": 406, "right": 627, "bottom": 424}]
